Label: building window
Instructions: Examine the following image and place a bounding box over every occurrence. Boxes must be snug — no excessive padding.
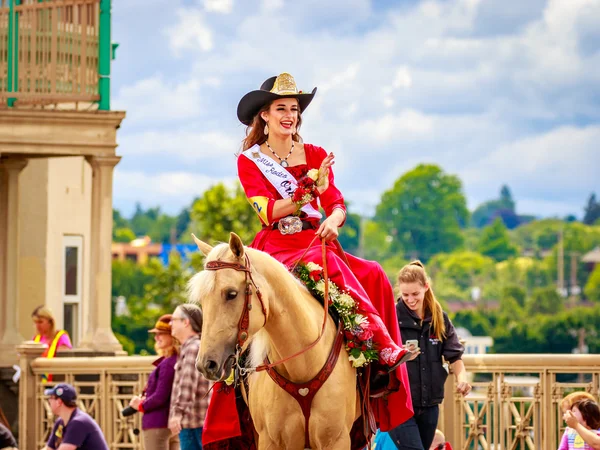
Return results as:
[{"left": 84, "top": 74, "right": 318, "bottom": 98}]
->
[{"left": 63, "top": 236, "right": 83, "bottom": 346}]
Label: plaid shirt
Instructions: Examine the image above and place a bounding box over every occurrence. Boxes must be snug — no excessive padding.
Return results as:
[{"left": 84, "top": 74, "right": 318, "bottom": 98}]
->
[{"left": 169, "top": 335, "right": 211, "bottom": 429}]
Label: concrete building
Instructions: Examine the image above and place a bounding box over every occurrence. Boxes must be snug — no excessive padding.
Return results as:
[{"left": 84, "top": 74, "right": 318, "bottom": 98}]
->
[{"left": 0, "top": 1, "right": 125, "bottom": 430}]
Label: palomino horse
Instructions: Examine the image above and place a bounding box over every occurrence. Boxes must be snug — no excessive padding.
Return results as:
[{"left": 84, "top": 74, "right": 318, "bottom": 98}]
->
[{"left": 189, "top": 233, "right": 359, "bottom": 449}]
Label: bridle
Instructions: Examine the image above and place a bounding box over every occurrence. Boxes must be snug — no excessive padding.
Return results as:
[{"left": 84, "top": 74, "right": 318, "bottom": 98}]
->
[
  {"left": 203, "top": 239, "right": 331, "bottom": 378},
  {"left": 205, "top": 254, "right": 267, "bottom": 349}
]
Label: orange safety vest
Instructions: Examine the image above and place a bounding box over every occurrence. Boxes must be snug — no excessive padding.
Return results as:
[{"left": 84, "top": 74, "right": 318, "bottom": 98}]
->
[{"left": 34, "top": 330, "right": 67, "bottom": 383}]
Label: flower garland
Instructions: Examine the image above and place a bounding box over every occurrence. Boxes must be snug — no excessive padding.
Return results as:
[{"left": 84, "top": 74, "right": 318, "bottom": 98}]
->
[
  {"left": 291, "top": 168, "right": 321, "bottom": 210},
  {"left": 293, "top": 262, "right": 378, "bottom": 367}
]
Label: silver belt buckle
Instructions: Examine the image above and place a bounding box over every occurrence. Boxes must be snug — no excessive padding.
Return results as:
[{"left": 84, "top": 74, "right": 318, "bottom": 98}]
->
[{"left": 278, "top": 216, "right": 303, "bottom": 235}]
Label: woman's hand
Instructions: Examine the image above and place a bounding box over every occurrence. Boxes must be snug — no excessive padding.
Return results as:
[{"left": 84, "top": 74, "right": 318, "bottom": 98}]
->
[
  {"left": 316, "top": 152, "right": 335, "bottom": 195},
  {"left": 316, "top": 215, "right": 340, "bottom": 242},
  {"left": 404, "top": 343, "right": 421, "bottom": 361},
  {"left": 129, "top": 395, "right": 143, "bottom": 410},
  {"left": 456, "top": 379, "right": 472, "bottom": 396}
]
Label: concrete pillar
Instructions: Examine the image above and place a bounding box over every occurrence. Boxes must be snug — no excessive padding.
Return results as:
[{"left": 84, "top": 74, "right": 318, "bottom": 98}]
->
[
  {"left": 80, "top": 156, "right": 123, "bottom": 353},
  {"left": 17, "top": 341, "right": 45, "bottom": 450},
  {"left": 0, "top": 158, "right": 29, "bottom": 365}
]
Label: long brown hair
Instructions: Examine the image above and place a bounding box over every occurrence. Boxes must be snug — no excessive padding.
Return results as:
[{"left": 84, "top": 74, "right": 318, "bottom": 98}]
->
[
  {"left": 397, "top": 261, "right": 446, "bottom": 341},
  {"left": 241, "top": 99, "right": 304, "bottom": 151}
]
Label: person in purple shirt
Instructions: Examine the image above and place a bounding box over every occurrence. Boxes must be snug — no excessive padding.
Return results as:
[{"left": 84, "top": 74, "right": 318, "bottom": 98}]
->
[
  {"left": 129, "top": 314, "right": 179, "bottom": 450},
  {"left": 43, "top": 383, "right": 108, "bottom": 450}
]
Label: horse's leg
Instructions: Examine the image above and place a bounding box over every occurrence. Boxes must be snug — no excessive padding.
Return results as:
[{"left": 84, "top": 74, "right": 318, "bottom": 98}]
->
[
  {"left": 329, "top": 435, "right": 352, "bottom": 450},
  {"left": 309, "top": 428, "right": 352, "bottom": 450}
]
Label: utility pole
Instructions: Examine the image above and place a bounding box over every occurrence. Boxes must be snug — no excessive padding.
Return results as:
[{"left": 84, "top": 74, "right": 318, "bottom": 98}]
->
[
  {"left": 557, "top": 227, "right": 566, "bottom": 297},
  {"left": 570, "top": 252, "right": 581, "bottom": 300}
]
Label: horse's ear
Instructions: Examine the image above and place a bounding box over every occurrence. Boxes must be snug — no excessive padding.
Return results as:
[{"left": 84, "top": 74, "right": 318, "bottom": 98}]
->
[
  {"left": 229, "top": 232, "right": 245, "bottom": 258},
  {"left": 191, "top": 233, "right": 213, "bottom": 256}
]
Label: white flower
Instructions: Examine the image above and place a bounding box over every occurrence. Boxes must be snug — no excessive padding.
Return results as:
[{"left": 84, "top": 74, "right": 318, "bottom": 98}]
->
[
  {"left": 314, "top": 280, "right": 326, "bottom": 293},
  {"left": 349, "top": 353, "right": 367, "bottom": 367},
  {"left": 337, "top": 293, "right": 355, "bottom": 308},
  {"left": 306, "top": 262, "right": 322, "bottom": 272},
  {"left": 307, "top": 169, "right": 319, "bottom": 181},
  {"left": 353, "top": 314, "right": 368, "bottom": 327},
  {"left": 329, "top": 283, "right": 340, "bottom": 296}
]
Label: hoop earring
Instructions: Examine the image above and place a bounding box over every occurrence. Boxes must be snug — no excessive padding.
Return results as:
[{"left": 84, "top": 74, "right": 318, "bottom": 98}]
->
[{"left": 264, "top": 123, "right": 269, "bottom": 135}]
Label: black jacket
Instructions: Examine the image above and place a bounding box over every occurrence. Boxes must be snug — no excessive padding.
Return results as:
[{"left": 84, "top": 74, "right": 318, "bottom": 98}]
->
[{"left": 396, "top": 300, "right": 464, "bottom": 408}]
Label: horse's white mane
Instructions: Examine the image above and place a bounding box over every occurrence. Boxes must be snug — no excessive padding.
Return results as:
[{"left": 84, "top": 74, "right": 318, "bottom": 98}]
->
[
  {"left": 186, "top": 241, "right": 312, "bottom": 368},
  {"left": 187, "top": 243, "right": 229, "bottom": 305}
]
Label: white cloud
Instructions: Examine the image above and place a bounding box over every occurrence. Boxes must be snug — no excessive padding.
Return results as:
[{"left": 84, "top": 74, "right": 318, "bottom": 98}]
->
[
  {"left": 356, "top": 110, "right": 435, "bottom": 142},
  {"left": 118, "top": 130, "right": 240, "bottom": 163},
  {"left": 392, "top": 67, "right": 413, "bottom": 89},
  {"left": 204, "top": 0, "right": 233, "bottom": 14},
  {"left": 166, "top": 9, "right": 213, "bottom": 54},
  {"left": 112, "top": 0, "right": 600, "bottom": 218},
  {"left": 113, "top": 76, "right": 203, "bottom": 124},
  {"left": 261, "top": 0, "right": 284, "bottom": 11},
  {"left": 114, "top": 170, "right": 237, "bottom": 213},
  {"left": 460, "top": 125, "right": 600, "bottom": 212}
]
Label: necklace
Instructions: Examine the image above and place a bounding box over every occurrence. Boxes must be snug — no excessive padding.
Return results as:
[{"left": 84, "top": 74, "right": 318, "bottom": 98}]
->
[{"left": 265, "top": 140, "right": 294, "bottom": 168}]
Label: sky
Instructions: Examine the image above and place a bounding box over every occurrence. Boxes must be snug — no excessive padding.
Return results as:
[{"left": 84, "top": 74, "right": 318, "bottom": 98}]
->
[{"left": 111, "top": 0, "right": 600, "bottom": 219}]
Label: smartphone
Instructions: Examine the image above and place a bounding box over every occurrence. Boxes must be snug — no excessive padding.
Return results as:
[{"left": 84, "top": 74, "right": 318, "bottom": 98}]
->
[{"left": 405, "top": 339, "right": 419, "bottom": 349}]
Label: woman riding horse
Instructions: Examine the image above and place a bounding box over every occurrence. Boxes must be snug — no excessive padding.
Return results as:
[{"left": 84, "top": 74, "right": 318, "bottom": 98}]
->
[{"left": 200, "top": 73, "right": 414, "bottom": 448}]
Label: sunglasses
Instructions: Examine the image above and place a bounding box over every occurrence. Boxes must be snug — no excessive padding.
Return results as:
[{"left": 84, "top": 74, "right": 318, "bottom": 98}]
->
[{"left": 436, "top": 444, "right": 445, "bottom": 450}]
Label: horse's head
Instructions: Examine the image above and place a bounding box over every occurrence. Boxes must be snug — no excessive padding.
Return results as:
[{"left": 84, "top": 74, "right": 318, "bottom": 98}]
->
[{"left": 188, "top": 232, "right": 268, "bottom": 381}]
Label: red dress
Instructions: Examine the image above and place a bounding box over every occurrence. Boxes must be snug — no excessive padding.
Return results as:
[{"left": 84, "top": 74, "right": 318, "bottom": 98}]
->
[{"left": 202, "top": 144, "right": 413, "bottom": 448}]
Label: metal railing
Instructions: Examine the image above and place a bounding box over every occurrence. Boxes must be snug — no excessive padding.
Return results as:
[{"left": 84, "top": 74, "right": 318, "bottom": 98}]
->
[
  {"left": 0, "top": 0, "right": 110, "bottom": 108},
  {"left": 16, "top": 343, "right": 600, "bottom": 450},
  {"left": 441, "top": 353, "right": 600, "bottom": 450}
]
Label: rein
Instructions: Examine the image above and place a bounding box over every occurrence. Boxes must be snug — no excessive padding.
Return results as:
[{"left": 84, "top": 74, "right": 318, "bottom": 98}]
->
[{"left": 204, "top": 236, "right": 332, "bottom": 375}]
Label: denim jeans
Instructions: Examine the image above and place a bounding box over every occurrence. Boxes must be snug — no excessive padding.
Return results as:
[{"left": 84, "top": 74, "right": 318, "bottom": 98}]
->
[
  {"left": 179, "top": 427, "right": 203, "bottom": 450},
  {"left": 388, "top": 405, "right": 439, "bottom": 450}
]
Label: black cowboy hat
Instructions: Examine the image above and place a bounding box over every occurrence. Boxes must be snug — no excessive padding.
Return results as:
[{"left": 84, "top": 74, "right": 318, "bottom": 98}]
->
[{"left": 237, "top": 73, "right": 317, "bottom": 126}]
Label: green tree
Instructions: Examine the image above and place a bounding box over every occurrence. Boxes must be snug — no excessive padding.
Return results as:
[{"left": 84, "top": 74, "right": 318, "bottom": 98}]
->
[
  {"left": 113, "top": 209, "right": 129, "bottom": 228},
  {"left": 175, "top": 206, "right": 193, "bottom": 241},
  {"left": 362, "top": 220, "right": 396, "bottom": 262},
  {"left": 471, "top": 185, "right": 518, "bottom": 228},
  {"left": 337, "top": 210, "right": 361, "bottom": 255},
  {"left": 544, "top": 222, "right": 600, "bottom": 291},
  {"left": 583, "top": 193, "right": 600, "bottom": 225},
  {"left": 112, "top": 259, "right": 153, "bottom": 299},
  {"left": 452, "top": 310, "right": 493, "bottom": 336},
  {"left": 501, "top": 284, "right": 527, "bottom": 308},
  {"left": 584, "top": 265, "right": 600, "bottom": 302},
  {"left": 374, "top": 164, "right": 469, "bottom": 259},
  {"left": 112, "top": 251, "right": 205, "bottom": 354},
  {"left": 428, "top": 251, "right": 496, "bottom": 292},
  {"left": 189, "top": 183, "right": 261, "bottom": 244},
  {"left": 526, "top": 286, "right": 564, "bottom": 315},
  {"left": 125, "top": 204, "right": 178, "bottom": 243},
  {"left": 130, "top": 203, "right": 159, "bottom": 236},
  {"left": 477, "top": 218, "right": 520, "bottom": 261},
  {"left": 113, "top": 227, "right": 136, "bottom": 243}
]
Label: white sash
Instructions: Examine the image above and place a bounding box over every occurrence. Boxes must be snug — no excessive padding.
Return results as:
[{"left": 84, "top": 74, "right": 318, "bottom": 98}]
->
[{"left": 242, "top": 146, "right": 322, "bottom": 219}]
